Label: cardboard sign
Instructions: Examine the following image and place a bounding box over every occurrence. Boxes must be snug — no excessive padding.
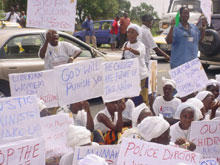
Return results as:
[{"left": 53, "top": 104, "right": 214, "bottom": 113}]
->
[
  {"left": 0, "top": 137, "right": 45, "bottom": 165},
  {"left": 102, "top": 59, "right": 140, "bottom": 102},
  {"left": 41, "top": 114, "right": 73, "bottom": 159},
  {"left": 0, "top": 95, "right": 42, "bottom": 138},
  {"left": 54, "top": 59, "right": 103, "bottom": 106},
  {"left": 9, "top": 70, "right": 58, "bottom": 108},
  {"left": 74, "top": 145, "right": 120, "bottom": 165},
  {"left": 169, "top": 58, "right": 208, "bottom": 97},
  {"left": 117, "top": 138, "right": 202, "bottom": 165},
  {"left": 26, "top": 0, "right": 77, "bottom": 32},
  {"left": 190, "top": 120, "right": 220, "bottom": 158},
  {"left": 201, "top": 0, "right": 212, "bottom": 25},
  {"left": 148, "top": 60, "right": 157, "bottom": 95}
]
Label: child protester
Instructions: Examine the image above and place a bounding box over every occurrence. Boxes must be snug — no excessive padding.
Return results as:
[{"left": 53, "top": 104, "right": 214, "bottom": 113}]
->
[
  {"left": 93, "top": 99, "right": 125, "bottom": 144},
  {"left": 153, "top": 77, "right": 181, "bottom": 125},
  {"left": 170, "top": 102, "right": 202, "bottom": 142}
]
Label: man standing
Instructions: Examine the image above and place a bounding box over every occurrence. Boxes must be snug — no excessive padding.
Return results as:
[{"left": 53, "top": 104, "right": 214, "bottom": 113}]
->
[
  {"left": 140, "top": 14, "right": 169, "bottom": 68},
  {"left": 82, "top": 15, "right": 97, "bottom": 48},
  {"left": 110, "top": 16, "right": 120, "bottom": 51},
  {"left": 6, "top": 7, "right": 20, "bottom": 23},
  {"left": 119, "top": 13, "right": 130, "bottom": 48},
  {"left": 38, "top": 30, "right": 82, "bottom": 69}
]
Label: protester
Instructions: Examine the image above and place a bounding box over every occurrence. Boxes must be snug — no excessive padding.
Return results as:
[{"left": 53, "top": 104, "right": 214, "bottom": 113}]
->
[
  {"left": 206, "top": 79, "right": 220, "bottom": 99},
  {"left": 153, "top": 77, "right": 181, "bottom": 125},
  {"left": 38, "top": 29, "right": 82, "bottom": 69},
  {"left": 122, "top": 24, "right": 149, "bottom": 106},
  {"left": 140, "top": 14, "right": 169, "bottom": 68},
  {"left": 110, "top": 16, "right": 120, "bottom": 51},
  {"left": 78, "top": 154, "right": 108, "bottom": 165},
  {"left": 14, "top": 4, "right": 21, "bottom": 17},
  {"left": 20, "top": 11, "right": 26, "bottom": 27},
  {"left": 93, "top": 99, "right": 124, "bottom": 144},
  {"left": 119, "top": 13, "right": 130, "bottom": 48},
  {"left": 187, "top": 98, "right": 206, "bottom": 120},
  {"left": 6, "top": 6, "right": 20, "bottom": 23},
  {"left": 81, "top": 15, "right": 97, "bottom": 48},
  {"left": 170, "top": 102, "right": 202, "bottom": 142},
  {"left": 59, "top": 125, "right": 99, "bottom": 165},
  {"left": 166, "top": 7, "right": 207, "bottom": 69}
]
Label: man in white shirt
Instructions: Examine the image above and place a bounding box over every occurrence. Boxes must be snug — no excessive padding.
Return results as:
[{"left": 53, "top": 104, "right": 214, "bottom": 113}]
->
[
  {"left": 38, "top": 29, "right": 82, "bottom": 69},
  {"left": 140, "top": 14, "right": 169, "bottom": 68},
  {"left": 6, "top": 7, "right": 20, "bottom": 23}
]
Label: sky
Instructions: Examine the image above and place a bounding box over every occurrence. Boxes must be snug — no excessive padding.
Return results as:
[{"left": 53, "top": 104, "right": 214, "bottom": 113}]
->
[{"left": 129, "top": 0, "right": 171, "bottom": 18}]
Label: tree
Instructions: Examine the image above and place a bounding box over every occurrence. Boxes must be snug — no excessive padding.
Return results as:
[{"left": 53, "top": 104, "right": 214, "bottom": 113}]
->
[
  {"left": 4, "top": 0, "right": 27, "bottom": 12},
  {"left": 118, "top": 0, "right": 131, "bottom": 16},
  {"left": 130, "top": 2, "right": 159, "bottom": 22}
]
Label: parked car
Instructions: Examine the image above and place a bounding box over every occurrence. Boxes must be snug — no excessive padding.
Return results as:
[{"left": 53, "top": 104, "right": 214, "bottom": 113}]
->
[
  {"left": 74, "top": 20, "right": 120, "bottom": 47},
  {"left": 199, "top": 14, "right": 220, "bottom": 70},
  {"left": 0, "top": 20, "right": 21, "bottom": 29},
  {"left": 0, "top": 28, "right": 121, "bottom": 97}
]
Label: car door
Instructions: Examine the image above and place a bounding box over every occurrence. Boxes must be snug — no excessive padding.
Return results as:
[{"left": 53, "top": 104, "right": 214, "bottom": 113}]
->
[
  {"left": 0, "top": 34, "right": 44, "bottom": 81},
  {"left": 94, "top": 21, "right": 112, "bottom": 45}
]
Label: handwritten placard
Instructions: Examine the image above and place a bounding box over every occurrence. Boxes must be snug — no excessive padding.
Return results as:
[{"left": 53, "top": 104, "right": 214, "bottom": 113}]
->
[
  {"left": 54, "top": 59, "right": 103, "bottom": 106},
  {"left": 201, "top": 0, "right": 212, "bottom": 25},
  {"left": 0, "top": 137, "right": 45, "bottom": 165},
  {"left": 0, "top": 95, "right": 42, "bottom": 138},
  {"left": 9, "top": 70, "right": 58, "bottom": 108},
  {"left": 41, "top": 114, "right": 73, "bottom": 159},
  {"left": 74, "top": 145, "right": 120, "bottom": 165},
  {"left": 102, "top": 59, "right": 140, "bottom": 102},
  {"left": 148, "top": 60, "right": 157, "bottom": 95},
  {"left": 200, "top": 157, "right": 218, "bottom": 165},
  {"left": 190, "top": 120, "right": 220, "bottom": 158},
  {"left": 26, "top": 0, "right": 77, "bottom": 32},
  {"left": 117, "top": 138, "right": 202, "bottom": 165},
  {"left": 169, "top": 58, "right": 208, "bottom": 97}
]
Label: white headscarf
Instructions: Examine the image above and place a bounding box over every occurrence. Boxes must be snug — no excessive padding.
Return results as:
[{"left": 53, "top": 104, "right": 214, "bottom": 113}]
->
[
  {"left": 127, "top": 24, "right": 141, "bottom": 35},
  {"left": 175, "top": 102, "right": 202, "bottom": 121},
  {"left": 118, "top": 127, "right": 142, "bottom": 143},
  {"left": 137, "top": 116, "right": 170, "bottom": 141},
  {"left": 132, "top": 103, "right": 150, "bottom": 127},
  {"left": 195, "top": 91, "right": 213, "bottom": 101},
  {"left": 206, "top": 79, "right": 220, "bottom": 88},
  {"left": 78, "top": 154, "right": 107, "bottom": 165},
  {"left": 162, "top": 77, "right": 176, "bottom": 88},
  {"left": 67, "top": 125, "right": 91, "bottom": 149},
  {"left": 187, "top": 98, "right": 204, "bottom": 109},
  {"left": 37, "top": 98, "right": 47, "bottom": 112}
]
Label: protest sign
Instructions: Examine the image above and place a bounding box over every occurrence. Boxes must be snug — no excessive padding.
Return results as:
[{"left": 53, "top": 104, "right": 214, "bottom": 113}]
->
[
  {"left": 41, "top": 114, "right": 73, "bottom": 159},
  {"left": 190, "top": 120, "right": 220, "bottom": 158},
  {"left": 102, "top": 59, "right": 140, "bottom": 102},
  {"left": 117, "top": 138, "right": 202, "bottom": 165},
  {"left": 74, "top": 145, "right": 120, "bottom": 165},
  {"left": 0, "top": 95, "right": 42, "bottom": 138},
  {"left": 169, "top": 58, "right": 208, "bottom": 97},
  {"left": 199, "top": 157, "right": 218, "bottom": 165},
  {"left": 54, "top": 58, "right": 103, "bottom": 106},
  {"left": 0, "top": 137, "right": 45, "bottom": 165},
  {"left": 201, "top": 0, "right": 212, "bottom": 25},
  {"left": 148, "top": 60, "right": 157, "bottom": 95},
  {"left": 9, "top": 70, "right": 58, "bottom": 108},
  {"left": 26, "top": 0, "right": 77, "bottom": 32}
]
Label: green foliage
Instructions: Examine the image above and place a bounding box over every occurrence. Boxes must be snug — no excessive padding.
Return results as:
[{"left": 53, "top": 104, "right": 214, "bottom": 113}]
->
[
  {"left": 117, "top": 0, "right": 131, "bottom": 16},
  {"left": 4, "top": 0, "right": 27, "bottom": 11}
]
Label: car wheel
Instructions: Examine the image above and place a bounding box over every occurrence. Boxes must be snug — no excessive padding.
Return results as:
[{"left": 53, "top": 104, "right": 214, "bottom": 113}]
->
[
  {"left": 199, "top": 29, "right": 220, "bottom": 56},
  {"left": 202, "top": 64, "right": 210, "bottom": 71},
  {"left": 0, "top": 81, "right": 10, "bottom": 97}
]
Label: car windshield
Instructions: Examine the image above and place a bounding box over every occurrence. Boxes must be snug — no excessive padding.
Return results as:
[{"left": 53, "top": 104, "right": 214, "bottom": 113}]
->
[{"left": 172, "top": 0, "right": 201, "bottom": 13}]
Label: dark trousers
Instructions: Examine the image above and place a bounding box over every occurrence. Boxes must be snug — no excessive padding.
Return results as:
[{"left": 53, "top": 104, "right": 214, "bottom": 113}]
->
[{"left": 119, "top": 33, "right": 127, "bottom": 48}]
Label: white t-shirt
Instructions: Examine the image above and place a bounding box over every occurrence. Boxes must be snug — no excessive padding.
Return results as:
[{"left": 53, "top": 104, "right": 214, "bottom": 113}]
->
[
  {"left": 122, "top": 99, "right": 135, "bottom": 120},
  {"left": 39, "top": 41, "right": 80, "bottom": 69},
  {"left": 94, "top": 108, "right": 118, "bottom": 134},
  {"left": 153, "top": 96, "right": 181, "bottom": 118},
  {"left": 140, "top": 25, "right": 157, "bottom": 65},
  {"left": 170, "top": 121, "right": 191, "bottom": 142},
  {"left": 123, "top": 41, "right": 148, "bottom": 80},
  {"left": 6, "top": 12, "right": 20, "bottom": 23}
]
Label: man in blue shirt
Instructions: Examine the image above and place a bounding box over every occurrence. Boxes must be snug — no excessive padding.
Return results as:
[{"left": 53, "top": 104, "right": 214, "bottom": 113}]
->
[{"left": 82, "top": 15, "right": 97, "bottom": 48}]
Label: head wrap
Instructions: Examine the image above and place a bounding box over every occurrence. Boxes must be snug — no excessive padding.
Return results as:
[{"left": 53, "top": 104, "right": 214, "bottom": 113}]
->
[
  {"left": 187, "top": 98, "right": 204, "bottom": 109},
  {"left": 78, "top": 154, "right": 107, "bottom": 165},
  {"left": 132, "top": 103, "right": 150, "bottom": 127},
  {"left": 37, "top": 98, "right": 47, "bottom": 112},
  {"left": 67, "top": 125, "right": 91, "bottom": 149},
  {"left": 118, "top": 127, "right": 142, "bottom": 143},
  {"left": 127, "top": 24, "right": 141, "bottom": 35},
  {"left": 137, "top": 116, "right": 170, "bottom": 141},
  {"left": 162, "top": 77, "right": 176, "bottom": 88},
  {"left": 175, "top": 102, "right": 203, "bottom": 121},
  {"left": 195, "top": 91, "right": 213, "bottom": 101},
  {"left": 206, "top": 79, "right": 220, "bottom": 88}
]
